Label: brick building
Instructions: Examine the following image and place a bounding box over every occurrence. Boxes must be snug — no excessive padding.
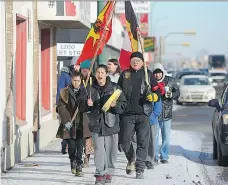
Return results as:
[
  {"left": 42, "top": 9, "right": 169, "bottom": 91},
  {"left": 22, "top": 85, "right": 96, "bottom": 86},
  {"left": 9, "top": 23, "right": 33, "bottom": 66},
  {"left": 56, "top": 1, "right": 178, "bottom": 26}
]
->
[{"left": 0, "top": 1, "right": 91, "bottom": 172}]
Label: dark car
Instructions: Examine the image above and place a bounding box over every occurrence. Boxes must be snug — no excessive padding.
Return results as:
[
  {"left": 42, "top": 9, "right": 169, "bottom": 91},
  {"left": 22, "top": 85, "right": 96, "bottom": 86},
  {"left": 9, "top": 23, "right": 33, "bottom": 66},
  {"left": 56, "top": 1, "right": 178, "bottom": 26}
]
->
[{"left": 208, "top": 85, "right": 228, "bottom": 166}]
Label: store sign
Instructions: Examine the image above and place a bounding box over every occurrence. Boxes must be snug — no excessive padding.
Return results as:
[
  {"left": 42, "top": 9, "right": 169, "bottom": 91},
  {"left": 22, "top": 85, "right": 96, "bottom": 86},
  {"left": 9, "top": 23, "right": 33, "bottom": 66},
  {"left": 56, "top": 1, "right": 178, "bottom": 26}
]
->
[
  {"left": 115, "top": 1, "right": 151, "bottom": 14},
  {"left": 144, "top": 37, "right": 155, "bottom": 52},
  {"left": 57, "top": 43, "right": 83, "bottom": 57}
]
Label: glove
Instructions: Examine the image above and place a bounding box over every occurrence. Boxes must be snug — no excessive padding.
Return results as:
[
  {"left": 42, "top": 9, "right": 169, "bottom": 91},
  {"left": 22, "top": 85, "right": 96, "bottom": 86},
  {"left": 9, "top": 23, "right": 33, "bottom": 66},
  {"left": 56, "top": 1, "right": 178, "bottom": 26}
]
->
[
  {"left": 147, "top": 93, "right": 158, "bottom": 102},
  {"left": 65, "top": 122, "right": 72, "bottom": 132},
  {"left": 165, "top": 91, "right": 172, "bottom": 98}
]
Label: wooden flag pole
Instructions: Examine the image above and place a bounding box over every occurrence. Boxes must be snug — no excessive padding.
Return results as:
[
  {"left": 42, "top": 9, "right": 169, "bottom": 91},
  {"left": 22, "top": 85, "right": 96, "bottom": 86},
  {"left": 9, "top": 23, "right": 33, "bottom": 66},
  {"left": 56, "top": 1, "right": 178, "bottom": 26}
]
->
[
  {"left": 85, "top": 1, "right": 116, "bottom": 87},
  {"left": 137, "top": 28, "right": 150, "bottom": 87}
]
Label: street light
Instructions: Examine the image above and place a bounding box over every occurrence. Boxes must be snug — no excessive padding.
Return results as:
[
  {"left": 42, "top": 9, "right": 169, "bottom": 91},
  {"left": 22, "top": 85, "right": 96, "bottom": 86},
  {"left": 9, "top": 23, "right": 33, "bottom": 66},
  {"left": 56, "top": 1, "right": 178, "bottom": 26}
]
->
[
  {"left": 167, "top": 43, "right": 191, "bottom": 47},
  {"left": 164, "top": 31, "right": 196, "bottom": 40},
  {"left": 158, "top": 31, "right": 196, "bottom": 63}
]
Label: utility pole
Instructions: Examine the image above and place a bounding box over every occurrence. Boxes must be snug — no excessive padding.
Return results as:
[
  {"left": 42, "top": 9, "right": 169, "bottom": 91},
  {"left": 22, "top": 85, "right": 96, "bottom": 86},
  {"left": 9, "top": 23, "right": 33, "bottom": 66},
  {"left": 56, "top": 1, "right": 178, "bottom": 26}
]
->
[{"left": 159, "top": 36, "right": 164, "bottom": 64}]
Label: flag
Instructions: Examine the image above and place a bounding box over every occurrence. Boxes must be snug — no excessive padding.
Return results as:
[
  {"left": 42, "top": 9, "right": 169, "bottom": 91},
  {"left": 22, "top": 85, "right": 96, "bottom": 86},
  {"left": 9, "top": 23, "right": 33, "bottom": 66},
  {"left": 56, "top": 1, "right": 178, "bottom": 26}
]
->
[
  {"left": 119, "top": 30, "right": 132, "bottom": 70},
  {"left": 119, "top": 1, "right": 139, "bottom": 70},
  {"left": 76, "top": 1, "right": 114, "bottom": 65}
]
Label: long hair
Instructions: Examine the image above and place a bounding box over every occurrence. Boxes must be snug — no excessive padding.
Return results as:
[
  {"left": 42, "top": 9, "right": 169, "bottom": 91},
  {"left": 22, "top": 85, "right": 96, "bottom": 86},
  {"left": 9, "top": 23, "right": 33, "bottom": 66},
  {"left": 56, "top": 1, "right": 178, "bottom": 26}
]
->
[{"left": 108, "top": 58, "right": 122, "bottom": 75}]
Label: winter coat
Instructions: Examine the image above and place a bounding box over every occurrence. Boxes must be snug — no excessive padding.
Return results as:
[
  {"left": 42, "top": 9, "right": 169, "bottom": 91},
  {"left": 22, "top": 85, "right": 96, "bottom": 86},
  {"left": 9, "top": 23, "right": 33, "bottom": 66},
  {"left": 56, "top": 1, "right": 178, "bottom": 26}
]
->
[
  {"left": 56, "top": 67, "right": 71, "bottom": 104},
  {"left": 153, "top": 63, "right": 180, "bottom": 120},
  {"left": 56, "top": 85, "right": 87, "bottom": 139},
  {"left": 85, "top": 77, "right": 127, "bottom": 136},
  {"left": 150, "top": 98, "right": 162, "bottom": 125},
  {"left": 118, "top": 68, "right": 159, "bottom": 116}
]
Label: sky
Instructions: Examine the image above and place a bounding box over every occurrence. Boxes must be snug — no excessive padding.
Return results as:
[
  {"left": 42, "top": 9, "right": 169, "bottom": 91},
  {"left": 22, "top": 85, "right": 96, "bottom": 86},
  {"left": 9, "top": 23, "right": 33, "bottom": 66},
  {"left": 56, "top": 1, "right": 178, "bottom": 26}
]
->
[{"left": 151, "top": 2, "right": 228, "bottom": 59}]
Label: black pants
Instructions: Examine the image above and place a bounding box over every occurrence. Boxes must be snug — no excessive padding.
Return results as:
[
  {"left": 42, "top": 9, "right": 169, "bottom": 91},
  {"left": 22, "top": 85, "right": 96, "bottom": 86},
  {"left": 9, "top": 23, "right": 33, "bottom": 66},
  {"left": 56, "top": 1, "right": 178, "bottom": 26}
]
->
[
  {"left": 120, "top": 114, "right": 150, "bottom": 172},
  {"left": 68, "top": 130, "right": 84, "bottom": 166}
]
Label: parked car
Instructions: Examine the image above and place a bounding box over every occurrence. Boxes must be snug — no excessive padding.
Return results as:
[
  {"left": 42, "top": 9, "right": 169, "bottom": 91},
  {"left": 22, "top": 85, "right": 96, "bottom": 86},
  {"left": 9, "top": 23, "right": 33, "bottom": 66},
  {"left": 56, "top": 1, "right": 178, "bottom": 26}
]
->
[
  {"left": 208, "top": 85, "right": 228, "bottom": 166},
  {"left": 177, "top": 75, "right": 216, "bottom": 105},
  {"left": 208, "top": 70, "right": 227, "bottom": 88}
]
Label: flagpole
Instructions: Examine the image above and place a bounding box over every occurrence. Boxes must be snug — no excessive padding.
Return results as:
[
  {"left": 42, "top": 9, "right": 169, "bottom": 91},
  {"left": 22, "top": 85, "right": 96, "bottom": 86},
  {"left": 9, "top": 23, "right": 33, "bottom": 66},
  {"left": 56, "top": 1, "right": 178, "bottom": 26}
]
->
[
  {"left": 137, "top": 27, "right": 150, "bottom": 87},
  {"left": 85, "top": 1, "right": 116, "bottom": 87}
]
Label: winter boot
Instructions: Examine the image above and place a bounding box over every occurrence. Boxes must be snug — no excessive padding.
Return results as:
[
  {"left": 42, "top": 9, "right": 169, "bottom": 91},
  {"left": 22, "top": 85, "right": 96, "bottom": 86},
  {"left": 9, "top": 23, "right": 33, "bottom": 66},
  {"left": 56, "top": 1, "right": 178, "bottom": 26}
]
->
[
  {"left": 136, "top": 171, "right": 144, "bottom": 179},
  {"left": 75, "top": 165, "right": 84, "bottom": 177},
  {"left": 70, "top": 160, "right": 76, "bottom": 174},
  {"left": 145, "top": 161, "right": 154, "bottom": 169},
  {"left": 126, "top": 162, "right": 135, "bottom": 175}
]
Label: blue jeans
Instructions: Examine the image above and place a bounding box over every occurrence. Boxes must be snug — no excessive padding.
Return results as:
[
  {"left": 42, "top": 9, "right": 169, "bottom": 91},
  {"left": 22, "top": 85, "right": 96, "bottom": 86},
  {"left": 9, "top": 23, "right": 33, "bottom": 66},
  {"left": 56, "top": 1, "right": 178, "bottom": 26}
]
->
[{"left": 155, "top": 119, "right": 172, "bottom": 161}]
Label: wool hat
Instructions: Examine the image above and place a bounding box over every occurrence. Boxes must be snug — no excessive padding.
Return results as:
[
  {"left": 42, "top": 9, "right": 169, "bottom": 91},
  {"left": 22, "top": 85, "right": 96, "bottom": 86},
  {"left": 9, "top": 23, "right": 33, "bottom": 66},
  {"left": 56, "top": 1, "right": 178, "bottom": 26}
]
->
[
  {"left": 130, "top": 52, "right": 144, "bottom": 62},
  {"left": 80, "top": 60, "right": 91, "bottom": 69}
]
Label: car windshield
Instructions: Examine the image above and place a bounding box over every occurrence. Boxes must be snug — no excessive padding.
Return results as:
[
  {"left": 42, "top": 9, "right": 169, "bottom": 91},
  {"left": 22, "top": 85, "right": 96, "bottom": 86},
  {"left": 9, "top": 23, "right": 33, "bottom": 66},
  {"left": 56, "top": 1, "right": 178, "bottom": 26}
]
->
[
  {"left": 183, "top": 78, "right": 210, "bottom": 85},
  {"left": 176, "top": 71, "right": 204, "bottom": 79}
]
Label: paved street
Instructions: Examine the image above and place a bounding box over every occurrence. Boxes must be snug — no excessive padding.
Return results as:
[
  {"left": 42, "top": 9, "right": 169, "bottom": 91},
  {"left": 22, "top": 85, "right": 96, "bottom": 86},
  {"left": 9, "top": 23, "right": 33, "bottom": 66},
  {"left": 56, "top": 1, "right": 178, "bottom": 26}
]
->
[
  {"left": 1, "top": 104, "right": 228, "bottom": 185},
  {"left": 173, "top": 103, "right": 228, "bottom": 185}
]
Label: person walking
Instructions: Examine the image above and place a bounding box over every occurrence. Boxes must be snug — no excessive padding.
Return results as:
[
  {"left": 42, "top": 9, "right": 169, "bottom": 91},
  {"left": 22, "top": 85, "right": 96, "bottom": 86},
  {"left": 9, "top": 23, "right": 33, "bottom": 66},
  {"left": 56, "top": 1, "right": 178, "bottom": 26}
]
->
[
  {"left": 85, "top": 64, "right": 127, "bottom": 185},
  {"left": 145, "top": 82, "right": 164, "bottom": 169},
  {"left": 80, "top": 59, "right": 95, "bottom": 167},
  {"left": 56, "top": 57, "right": 79, "bottom": 154},
  {"left": 118, "top": 51, "right": 159, "bottom": 179},
  {"left": 153, "top": 63, "right": 180, "bottom": 164},
  {"left": 57, "top": 71, "right": 87, "bottom": 176}
]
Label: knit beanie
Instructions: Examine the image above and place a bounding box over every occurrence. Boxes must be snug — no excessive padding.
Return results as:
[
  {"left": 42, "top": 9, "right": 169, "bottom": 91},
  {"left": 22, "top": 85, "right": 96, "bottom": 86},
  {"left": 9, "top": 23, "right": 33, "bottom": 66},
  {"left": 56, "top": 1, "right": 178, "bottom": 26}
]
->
[
  {"left": 80, "top": 60, "right": 91, "bottom": 69},
  {"left": 130, "top": 52, "right": 144, "bottom": 62}
]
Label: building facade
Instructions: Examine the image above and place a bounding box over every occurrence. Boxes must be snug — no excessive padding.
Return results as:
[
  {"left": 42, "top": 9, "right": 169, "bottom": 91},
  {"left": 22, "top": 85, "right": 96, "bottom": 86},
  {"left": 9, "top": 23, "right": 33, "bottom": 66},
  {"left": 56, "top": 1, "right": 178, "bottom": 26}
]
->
[{"left": 1, "top": 0, "right": 91, "bottom": 172}]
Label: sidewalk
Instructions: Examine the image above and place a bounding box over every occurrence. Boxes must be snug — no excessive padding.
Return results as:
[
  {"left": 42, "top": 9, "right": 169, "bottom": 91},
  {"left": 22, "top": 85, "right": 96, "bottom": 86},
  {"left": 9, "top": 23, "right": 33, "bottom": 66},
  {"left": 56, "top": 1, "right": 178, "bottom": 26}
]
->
[{"left": 1, "top": 130, "right": 209, "bottom": 185}]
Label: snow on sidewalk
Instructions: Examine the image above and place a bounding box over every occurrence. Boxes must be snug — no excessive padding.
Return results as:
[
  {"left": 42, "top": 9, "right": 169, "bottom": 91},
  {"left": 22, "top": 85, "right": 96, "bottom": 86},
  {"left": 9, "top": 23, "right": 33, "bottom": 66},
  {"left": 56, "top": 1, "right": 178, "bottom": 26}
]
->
[{"left": 1, "top": 130, "right": 209, "bottom": 185}]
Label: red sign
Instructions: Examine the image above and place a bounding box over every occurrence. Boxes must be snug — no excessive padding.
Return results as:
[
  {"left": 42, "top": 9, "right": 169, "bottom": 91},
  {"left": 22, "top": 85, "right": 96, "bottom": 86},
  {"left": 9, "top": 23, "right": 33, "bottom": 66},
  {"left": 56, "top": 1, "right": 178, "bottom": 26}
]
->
[{"left": 139, "top": 14, "right": 148, "bottom": 37}]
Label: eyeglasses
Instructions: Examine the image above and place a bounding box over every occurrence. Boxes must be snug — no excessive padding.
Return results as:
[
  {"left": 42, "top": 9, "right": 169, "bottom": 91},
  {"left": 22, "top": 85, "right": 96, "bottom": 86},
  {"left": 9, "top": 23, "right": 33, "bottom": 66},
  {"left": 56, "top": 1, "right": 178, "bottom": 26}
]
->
[{"left": 130, "top": 59, "right": 142, "bottom": 63}]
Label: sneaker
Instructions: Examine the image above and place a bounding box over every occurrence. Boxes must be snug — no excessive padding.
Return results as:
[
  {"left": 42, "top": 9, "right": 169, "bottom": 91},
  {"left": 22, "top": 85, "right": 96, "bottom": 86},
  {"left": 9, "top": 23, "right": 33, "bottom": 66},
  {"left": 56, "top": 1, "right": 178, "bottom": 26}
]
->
[
  {"left": 70, "top": 161, "right": 76, "bottom": 174},
  {"left": 75, "top": 165, "right": 84, "bottom": 177},
  {"left": 126, "top": 162, "right": 135, "bottom": 175},
  {"left": 145, "top": 161, "right": 154, "bottom": 169},
  {"left": 95, "top": 176, "right": 105, "bottom": 185},
  {"left": 160, "top": 160, "right": 169, "bottom": 164},
  {"left": 136, "top": 171, "right": 144, "bottom": 179},
  {"left": 105, "top": 174, "right": 112, "bottom": 183}
]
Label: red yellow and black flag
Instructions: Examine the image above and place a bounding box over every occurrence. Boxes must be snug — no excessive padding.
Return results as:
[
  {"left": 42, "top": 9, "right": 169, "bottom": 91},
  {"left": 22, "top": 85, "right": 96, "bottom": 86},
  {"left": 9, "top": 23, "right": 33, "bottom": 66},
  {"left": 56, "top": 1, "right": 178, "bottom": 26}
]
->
[
  {"left": 125, "top": 1, "right": 139, "bottom": 52},
  {"left": 76, "top": 1, "right": 114, "bottom": 65}
]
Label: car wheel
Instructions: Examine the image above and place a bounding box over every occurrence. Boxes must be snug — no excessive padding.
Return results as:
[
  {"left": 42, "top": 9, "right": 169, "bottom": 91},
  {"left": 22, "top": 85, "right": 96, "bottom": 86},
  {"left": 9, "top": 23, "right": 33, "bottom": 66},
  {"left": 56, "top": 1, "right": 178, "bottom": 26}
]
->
[
  {"left": 217, "top": 143, "right": 223, "bottom": 166},
  {"left": 217, "top": 143, "right": 228, "bottom": 166},
  {"left": 213, "top": 136, "right": 217, "bottom": 159}
]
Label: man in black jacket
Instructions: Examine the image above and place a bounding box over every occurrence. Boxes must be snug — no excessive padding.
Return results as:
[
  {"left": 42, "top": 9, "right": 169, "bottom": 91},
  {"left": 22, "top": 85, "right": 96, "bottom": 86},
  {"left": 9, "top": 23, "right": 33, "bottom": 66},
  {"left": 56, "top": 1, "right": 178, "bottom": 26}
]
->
[
  {"left": 153, "top": 63, "right": 180, "bottom": 164},
  {"left": 118, "top": 52, "right": 159, "bottom": 179}
]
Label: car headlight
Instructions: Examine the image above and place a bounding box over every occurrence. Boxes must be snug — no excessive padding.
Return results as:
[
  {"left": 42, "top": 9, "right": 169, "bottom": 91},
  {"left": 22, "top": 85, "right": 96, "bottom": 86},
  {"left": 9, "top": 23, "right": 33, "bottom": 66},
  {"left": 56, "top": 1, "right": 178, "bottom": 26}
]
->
[
  {"left": 223, "top": 114, "right": 228, "bottom": 124},
  {"left": 207, "top": 88, "right": 215, "bottom": 95}
]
